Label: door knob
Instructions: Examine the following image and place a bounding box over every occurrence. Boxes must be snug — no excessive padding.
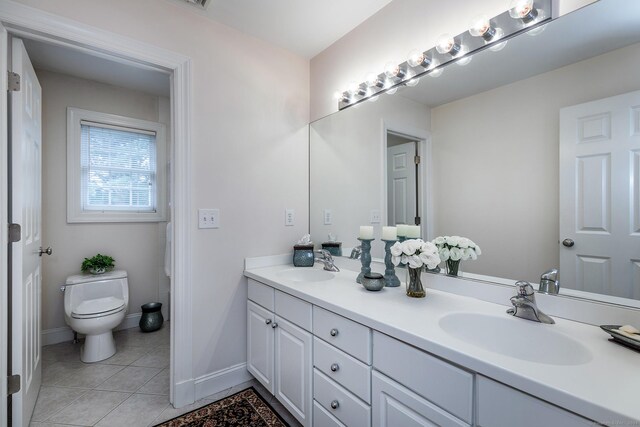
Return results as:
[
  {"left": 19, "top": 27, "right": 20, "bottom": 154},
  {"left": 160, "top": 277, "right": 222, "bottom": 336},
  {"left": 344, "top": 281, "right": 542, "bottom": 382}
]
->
[
  {"left": 330, "top": 400, "right": 339, "bottom": 409},
  {"left": 562, "top": 239, "right": 574, "bottom": 248},
  {"left": 39, "top": 246, "right": 53, "bottom": 256},
  {"left": 330, "top": 328, "right": 339, "bottom": 337},
  {"left": 330, "top": 363, "right": 340, "bottom": 372}
]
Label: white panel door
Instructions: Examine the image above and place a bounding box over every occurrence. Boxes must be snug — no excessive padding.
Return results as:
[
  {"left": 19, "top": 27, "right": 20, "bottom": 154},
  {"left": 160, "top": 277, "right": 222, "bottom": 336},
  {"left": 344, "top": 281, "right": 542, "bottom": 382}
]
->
[
  {"left": 387, "top": 142, "right": 416, "bottom": 226},
  {"left": 247, "top": 301, "right": 275, "bottom": 394},
  {"left": 0, "top": 22, "right": 9, "bottom": 427},
  {"left": 560, "top": 90, "right": 640, "bottom": 298},
  {"left": 274, "top": 316, "right": 312, "bottom": 427},
  {"left": 10, "top": 37, "right": 43, "bottom": 426}
]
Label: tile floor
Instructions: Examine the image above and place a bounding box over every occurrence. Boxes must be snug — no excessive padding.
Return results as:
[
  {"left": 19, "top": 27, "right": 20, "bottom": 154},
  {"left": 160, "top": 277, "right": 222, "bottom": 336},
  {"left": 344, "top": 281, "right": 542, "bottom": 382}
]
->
[{"left": 30, "top": 323, "right": 301, "bottom": 427}]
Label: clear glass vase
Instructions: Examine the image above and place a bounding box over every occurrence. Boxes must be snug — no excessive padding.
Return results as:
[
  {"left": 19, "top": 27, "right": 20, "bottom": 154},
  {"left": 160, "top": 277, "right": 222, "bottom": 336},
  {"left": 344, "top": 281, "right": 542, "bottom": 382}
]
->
[
  {"left": 405, "top": 266, "right": 426, "bottom": 298},
  {"left": 446, "top": 259, "right": 462, "bottom": 276}
]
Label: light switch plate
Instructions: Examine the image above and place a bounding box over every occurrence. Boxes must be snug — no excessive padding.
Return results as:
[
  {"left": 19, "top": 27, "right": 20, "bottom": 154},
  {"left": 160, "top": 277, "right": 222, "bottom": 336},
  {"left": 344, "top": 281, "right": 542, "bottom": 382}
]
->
[
  {"left": 323, "top": 209, "right": 332, "bottom": 225},
  {"left": 285, "top": 209, "right": 295, "bottom": 226},
  {"left": 198, "top": 209, "right": 220, "bottom": 229},
  {"left": 370, "top": 209, "right": 381, "bottom": 224}
]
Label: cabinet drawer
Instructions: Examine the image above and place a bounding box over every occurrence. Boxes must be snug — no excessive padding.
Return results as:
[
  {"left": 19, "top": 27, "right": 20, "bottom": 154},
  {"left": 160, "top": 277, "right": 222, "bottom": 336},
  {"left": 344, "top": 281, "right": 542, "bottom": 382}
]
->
[
  {"left": 314, "top": 400, "right": 346, "bottom": 427},
  {"left": 275, "top": 290, "right": 312, "bottom": 332},
  {"left": 314, "top": 369, "right": 371, "bottom": 427},
  {"left": 314, "top": 337, "right": 371, "bottom": 403},
  {"left": 372, "top": 332, "right": 473, "bottom": 424},
  {"left": 372, "top": 371, "right": 469, "bottom": 427},
  {"left": 248, "top": 279, "right": 274, "bottom": 311},
  {"left": 477, "top": 376, "right": 593, "bottom": 427},
  {"left": 313, "top": 306, "right": 371, "bottom": 364}
]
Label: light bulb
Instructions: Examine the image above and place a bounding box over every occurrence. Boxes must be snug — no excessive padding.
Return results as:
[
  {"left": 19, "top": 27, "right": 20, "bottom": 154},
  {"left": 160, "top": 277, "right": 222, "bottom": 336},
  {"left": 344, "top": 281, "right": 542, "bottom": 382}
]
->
[
  {"left": 347, "top": 81, "right": 359, "bottom": 95},
  {"left": 365, "top": 72, "right": 385, "bottom": 88},
  {"left": 333, "top": 91, "right": 343, "bottom": 100},
  {"left": 469, "top": 15, "right": 495, "bottom": 40},
  {"left": 407, "top": 50, "right": 431, "bottom": 68},
  {"left": 384, "top": 62, "right": 406, "bottom": 80},
  {"left": 436, "top": 34, "right": 461, "bottom": 56},
  {"left": 509, "top": 0, "right": 538, "bottom": 23}
]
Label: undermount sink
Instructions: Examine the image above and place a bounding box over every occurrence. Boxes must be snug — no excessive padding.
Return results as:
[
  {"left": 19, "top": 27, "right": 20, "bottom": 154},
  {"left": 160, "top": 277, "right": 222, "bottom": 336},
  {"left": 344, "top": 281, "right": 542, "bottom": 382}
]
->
[
  {"left": 438, "top": 312, "right": 592, "bottom": 366},
  {"left": 277, "top": 268, "right": 335, "bottom": 283}
]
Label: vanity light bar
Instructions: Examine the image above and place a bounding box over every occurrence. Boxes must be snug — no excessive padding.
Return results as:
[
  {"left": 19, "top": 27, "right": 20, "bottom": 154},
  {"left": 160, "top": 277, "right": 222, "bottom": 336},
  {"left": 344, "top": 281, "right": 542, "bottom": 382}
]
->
[{"left": 337, "top": 0, "right": 553, "bottom": 110}]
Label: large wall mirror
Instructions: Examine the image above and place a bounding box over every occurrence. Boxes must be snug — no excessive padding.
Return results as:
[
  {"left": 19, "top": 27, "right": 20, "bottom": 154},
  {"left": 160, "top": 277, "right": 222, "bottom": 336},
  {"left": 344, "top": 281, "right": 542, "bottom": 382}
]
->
[{"left": 309, "top": 0, "right": 640, "bottom": 307}]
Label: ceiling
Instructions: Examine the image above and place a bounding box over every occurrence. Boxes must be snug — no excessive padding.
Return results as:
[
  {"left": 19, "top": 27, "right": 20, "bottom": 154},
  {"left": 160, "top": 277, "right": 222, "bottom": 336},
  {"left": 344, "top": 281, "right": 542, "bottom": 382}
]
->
[
  {"left": 177, "top": 0, "right": 393, "bottom": 59},
  {"left": 21, "top": 0, "right": 394, "bottom": 96},
  {"left": 22, "top": 38, "right": 171, "bottom": 97}
]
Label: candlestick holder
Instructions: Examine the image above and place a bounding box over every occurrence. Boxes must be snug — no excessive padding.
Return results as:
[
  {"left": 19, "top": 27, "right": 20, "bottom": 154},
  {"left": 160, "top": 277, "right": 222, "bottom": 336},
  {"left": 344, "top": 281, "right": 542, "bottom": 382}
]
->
[
  {"left": 382, "top": 239, "right": 401, "bottom": 287},
  {"left": 356, "top": 238, "right": 374, "bottom": 284}
]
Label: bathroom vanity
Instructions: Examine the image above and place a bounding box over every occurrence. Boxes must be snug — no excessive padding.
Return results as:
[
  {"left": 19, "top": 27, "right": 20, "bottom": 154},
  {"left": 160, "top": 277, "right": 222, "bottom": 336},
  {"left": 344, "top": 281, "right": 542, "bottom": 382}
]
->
[{"left": 245, "top": 258, "right": 640, "bottom": 427}]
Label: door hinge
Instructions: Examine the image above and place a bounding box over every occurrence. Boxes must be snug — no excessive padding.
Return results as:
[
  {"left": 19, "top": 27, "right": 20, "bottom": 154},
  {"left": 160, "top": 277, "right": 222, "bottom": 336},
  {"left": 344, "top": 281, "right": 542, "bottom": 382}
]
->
[
  {"left": 9, "top": 223, "right": 21, "bottom": 243},
  {"left": 414, "top": 155, "right": 421, "bottom": 165},
  {"left": 7, "top": 71, "right": 20, "bottom": 92},
  {"left": 415, "top": 216, "right": 421, "bottom": 225},
  {"left": 7, "top": 375, "right": 21, "bottom": 395}
]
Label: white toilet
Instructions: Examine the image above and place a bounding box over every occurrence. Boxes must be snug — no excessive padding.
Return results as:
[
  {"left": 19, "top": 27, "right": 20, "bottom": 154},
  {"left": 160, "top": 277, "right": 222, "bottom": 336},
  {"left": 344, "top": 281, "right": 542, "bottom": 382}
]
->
[{"left": 63, "top": 270, "right": 129, "bottom": 363}]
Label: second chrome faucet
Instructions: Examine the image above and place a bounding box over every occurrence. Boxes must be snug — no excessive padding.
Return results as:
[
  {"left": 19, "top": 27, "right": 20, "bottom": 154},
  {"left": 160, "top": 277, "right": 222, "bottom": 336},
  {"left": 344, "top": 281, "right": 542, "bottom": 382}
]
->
[{"left": 507, "top": 281, "right": 555, "bottom": 324}]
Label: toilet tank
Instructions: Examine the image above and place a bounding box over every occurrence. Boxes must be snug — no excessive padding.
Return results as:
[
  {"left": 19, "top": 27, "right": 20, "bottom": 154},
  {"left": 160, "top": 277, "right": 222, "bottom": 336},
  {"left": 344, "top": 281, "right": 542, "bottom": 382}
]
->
[{"left": 64, "top": 270, "right": 129, "bottom": 314}]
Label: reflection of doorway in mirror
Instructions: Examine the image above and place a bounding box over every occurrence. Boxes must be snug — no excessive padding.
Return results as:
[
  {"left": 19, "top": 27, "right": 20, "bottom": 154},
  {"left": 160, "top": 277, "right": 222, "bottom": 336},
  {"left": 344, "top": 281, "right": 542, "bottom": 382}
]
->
[
  {"left": 559, "top": 90, "right": 640, "bottom": 299},
  {"left": 386, "top": 132, "right": 419, "bottom": 228}
]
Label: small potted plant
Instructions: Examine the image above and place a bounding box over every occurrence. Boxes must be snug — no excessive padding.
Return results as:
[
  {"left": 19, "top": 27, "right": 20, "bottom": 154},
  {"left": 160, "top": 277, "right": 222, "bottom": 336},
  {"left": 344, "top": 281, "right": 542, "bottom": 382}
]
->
[{"left": 81, "top": 253, "right": 115, "bottom": 275}]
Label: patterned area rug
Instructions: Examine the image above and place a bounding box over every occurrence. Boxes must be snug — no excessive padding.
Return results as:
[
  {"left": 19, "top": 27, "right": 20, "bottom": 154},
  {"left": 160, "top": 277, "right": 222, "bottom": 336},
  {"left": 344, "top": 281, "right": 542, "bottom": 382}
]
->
[{"left": 155, "top": 387, "right": 289, "bottom": 427}]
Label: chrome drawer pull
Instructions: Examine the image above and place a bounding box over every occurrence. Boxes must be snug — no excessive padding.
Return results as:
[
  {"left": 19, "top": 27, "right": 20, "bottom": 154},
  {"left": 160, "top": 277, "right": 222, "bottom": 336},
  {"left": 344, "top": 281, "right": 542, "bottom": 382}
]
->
[
  {"left": 330, "top": 328, "right": 339, "bottom": 337},
  {"left": 265, "top": 319, "right": 272, "bottom": 325},
  {"left": 330, "top": 400, "right": 339, "bottom": 409},
  {"left": 330, "top": 363, "right": 340, "bottom": 372},
  {"left": 272, "top": 322, "right": 278, "bottom": 329}
]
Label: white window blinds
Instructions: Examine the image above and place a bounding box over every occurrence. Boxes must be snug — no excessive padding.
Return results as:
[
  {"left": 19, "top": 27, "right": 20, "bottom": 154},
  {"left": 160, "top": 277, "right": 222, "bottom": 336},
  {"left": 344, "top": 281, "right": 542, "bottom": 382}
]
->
[{"left": 80, "top": 121, "right": 157, "bottom": 212}]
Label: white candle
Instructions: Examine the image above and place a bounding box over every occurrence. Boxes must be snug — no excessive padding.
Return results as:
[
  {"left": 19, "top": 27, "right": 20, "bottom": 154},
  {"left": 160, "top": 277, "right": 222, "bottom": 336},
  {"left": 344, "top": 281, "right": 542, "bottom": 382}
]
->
[
  {"left": 382, "top": 226, "right": 397, "bottom": 241},
  {"left": 396, "top": 224, "right": 408, "bottom": 237},
  {"left": 406, "top": 225, "right": 421, "bottom": 238},
  {"left": 359, "top": 226, "right": 374, "bottom": 239}
]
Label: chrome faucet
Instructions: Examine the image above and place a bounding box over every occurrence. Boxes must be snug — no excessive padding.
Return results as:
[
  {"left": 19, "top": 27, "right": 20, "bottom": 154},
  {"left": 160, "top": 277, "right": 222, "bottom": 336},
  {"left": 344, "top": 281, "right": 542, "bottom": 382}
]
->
[
  {"left": 539, "top": 268, "right": 560, "bottom": 295},
  {"left": 507, "top": 281, "right": 555, "bottom": 324},
  {"left": 349, "top": 246, "right": 362, "bottom": 260},
  {"left": 315, "top": 249, "right": 340, "bottom": 272}
]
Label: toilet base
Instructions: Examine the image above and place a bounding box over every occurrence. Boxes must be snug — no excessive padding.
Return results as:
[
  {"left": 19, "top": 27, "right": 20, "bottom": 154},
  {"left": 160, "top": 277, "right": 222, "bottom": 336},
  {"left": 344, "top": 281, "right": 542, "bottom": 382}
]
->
[{"left": 81, "top": 331, "right": 116, "bottom": 363}]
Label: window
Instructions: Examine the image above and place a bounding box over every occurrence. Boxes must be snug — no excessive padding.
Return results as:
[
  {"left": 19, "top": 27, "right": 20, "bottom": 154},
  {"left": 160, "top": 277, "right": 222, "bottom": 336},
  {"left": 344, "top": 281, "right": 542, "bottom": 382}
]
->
[{"left": 67, "top": 108, "right": 166, "bottom": 223}]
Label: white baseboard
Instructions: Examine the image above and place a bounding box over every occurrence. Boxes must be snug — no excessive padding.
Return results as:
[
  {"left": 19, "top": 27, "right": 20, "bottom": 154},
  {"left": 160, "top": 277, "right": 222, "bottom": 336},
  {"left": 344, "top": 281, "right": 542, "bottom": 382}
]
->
[
  {"left": 41, "top": 312, "right": 142, "bottom": 346},
  {"left": 193, "top": 363, "right": 252, "bottom": 402},
  {"left": 173, "top": 378, "right": 196, "bottom": 408}
]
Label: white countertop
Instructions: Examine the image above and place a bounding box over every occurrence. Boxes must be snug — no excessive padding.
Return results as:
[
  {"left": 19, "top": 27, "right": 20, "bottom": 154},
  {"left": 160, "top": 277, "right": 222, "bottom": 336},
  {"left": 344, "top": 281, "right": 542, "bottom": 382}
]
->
[{"left": 244, "top": 262, "right": 640, "bottom": 424}]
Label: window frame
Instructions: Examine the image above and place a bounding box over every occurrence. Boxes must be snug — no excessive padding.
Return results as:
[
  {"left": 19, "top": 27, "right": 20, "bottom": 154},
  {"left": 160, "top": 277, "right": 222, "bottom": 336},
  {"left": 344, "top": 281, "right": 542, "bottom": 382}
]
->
[{"left": 67, "top": 107, "right": 167, "bottom": 223}]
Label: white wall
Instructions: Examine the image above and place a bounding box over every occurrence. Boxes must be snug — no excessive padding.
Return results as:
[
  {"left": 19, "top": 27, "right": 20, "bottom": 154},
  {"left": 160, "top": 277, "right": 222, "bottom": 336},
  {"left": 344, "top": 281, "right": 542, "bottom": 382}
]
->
[
  {"left": 14, "top": 0, "right": 309, "bottom": 389},
  {"left": 431, "top": 42, "right": 640, "bottom": 283},
  {"left": 38, "top": 70, "right": 170, "bottom": 334},
  {"left": 310, "top": 94, "right": 429, "bottom": 258},
  {"left": 310, "top": 0, "right": 596, "bottom": 121}
]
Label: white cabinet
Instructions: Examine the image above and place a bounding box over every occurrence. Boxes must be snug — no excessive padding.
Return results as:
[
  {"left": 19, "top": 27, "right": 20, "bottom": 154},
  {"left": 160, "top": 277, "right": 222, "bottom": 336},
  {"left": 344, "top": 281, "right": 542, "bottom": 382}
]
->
[
  {"left": 274, "top": 317, "right": 312, "bottom": 426},
  {"left": 247, "top": 300, "right": 274, "bottom": 393},
  {"left": 247, "top": 280, "right": 312, "bottom": 426},
  {"left": 372, "top": 371, "right": 469, "bottom": 427},
  {"left": 477, "top": 376, "right": 593, "bottom": 427}
]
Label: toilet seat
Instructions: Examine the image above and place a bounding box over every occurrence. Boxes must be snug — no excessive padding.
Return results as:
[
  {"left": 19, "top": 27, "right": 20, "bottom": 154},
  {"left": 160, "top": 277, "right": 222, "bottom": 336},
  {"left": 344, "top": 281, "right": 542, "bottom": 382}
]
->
[{"left": 71, "top": 296, "right": 125, "bottom": 319}]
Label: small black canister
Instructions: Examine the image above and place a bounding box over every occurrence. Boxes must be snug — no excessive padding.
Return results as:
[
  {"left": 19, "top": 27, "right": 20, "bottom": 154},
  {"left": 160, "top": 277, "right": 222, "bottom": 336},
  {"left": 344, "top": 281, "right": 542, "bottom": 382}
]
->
[{"left": 139, "top": 302, "right": 164, "bottom": 332}]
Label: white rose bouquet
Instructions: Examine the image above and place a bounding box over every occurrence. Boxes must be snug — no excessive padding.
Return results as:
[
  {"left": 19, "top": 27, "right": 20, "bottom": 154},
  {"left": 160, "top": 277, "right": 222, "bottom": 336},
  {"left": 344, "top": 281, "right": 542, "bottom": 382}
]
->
[
  {"left": 390, "top": 239, "right": 441, "bottom": 270},
  {"left": 432, "top": 236, "right": 481, "bottom": 276}
]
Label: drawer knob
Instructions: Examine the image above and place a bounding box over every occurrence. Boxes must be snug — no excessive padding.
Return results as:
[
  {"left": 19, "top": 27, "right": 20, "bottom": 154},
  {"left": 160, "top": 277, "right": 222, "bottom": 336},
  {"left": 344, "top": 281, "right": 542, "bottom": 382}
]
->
[
  {"left": 330, "top": 328, "right": 339, "bottom": 337},
  {"left": 271, "top": 322, "right": 278, "bottom": 329},
  {"left": 330, "top": 400, "right": 340, "bottom": 410},
  {"left": 265, "top": 319, "right": 272, "bottom": 325},
  {"left": 330, "top": 363, "right": 340, "bottom": 372}
]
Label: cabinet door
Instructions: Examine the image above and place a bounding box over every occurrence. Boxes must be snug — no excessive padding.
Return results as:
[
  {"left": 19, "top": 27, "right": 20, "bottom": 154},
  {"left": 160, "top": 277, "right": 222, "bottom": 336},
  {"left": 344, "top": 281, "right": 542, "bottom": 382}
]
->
[
  {"left": 372, "top": 372, "right": 469, "bottom": 427},
  {"left": 247, "top": 301, "right": 275, "bottom": 394},
  {"left": 275, "top": 316, "right": 312, "bottom": 427}
]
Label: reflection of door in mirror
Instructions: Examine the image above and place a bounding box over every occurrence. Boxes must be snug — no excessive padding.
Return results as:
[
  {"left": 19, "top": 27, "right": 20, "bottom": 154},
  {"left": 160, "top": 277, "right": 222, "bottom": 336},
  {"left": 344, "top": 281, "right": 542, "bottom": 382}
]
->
[
  {"left": 559, "top": 90, "right": 640, "bottom": 299},
  {"left": 387, "top": 133, "right": 418, "bottom": 227}
]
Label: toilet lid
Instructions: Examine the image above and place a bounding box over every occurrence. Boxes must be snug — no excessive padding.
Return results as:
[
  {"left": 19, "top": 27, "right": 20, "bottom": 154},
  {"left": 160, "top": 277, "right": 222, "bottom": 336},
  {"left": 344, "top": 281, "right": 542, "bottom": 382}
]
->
[{"left": 72, "top": 296, "right": 125, "bottom": 317}]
